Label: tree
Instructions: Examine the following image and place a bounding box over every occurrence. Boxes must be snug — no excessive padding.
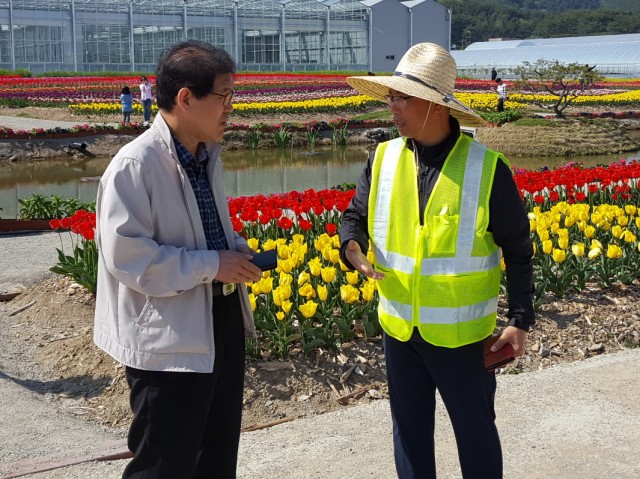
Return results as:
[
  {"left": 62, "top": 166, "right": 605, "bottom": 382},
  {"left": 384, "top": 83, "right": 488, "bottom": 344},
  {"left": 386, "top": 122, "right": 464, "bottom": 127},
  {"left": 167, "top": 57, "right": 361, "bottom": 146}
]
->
[{"left": 513, "top": 60, "right": 603, "bottom": 117}]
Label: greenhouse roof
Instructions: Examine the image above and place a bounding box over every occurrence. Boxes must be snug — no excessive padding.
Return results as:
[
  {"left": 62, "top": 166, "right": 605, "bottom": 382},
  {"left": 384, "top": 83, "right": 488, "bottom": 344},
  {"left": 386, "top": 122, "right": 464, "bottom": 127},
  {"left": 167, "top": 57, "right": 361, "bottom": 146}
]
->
[
  {"left": 452, "top": 33, "right": 640, "bottom": 73},
  {"left": 0, "top": 0, "right": 370, "bottom": 14}
]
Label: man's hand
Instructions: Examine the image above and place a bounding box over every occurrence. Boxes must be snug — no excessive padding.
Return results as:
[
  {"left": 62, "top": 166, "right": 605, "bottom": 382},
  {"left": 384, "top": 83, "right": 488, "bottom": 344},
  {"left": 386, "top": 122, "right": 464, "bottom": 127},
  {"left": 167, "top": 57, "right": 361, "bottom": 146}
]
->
[
  {"left": 344, "top": 240, "right": 384, "bottom": 280},
  {"left": 490, "top": 325, "right": 527, "bottom": 357},
  {"left": 216, "top": 250, "right": 263, "bottom": 283},
  {"left": 236, "top": 244, "right": 256, "bottom": 256}
]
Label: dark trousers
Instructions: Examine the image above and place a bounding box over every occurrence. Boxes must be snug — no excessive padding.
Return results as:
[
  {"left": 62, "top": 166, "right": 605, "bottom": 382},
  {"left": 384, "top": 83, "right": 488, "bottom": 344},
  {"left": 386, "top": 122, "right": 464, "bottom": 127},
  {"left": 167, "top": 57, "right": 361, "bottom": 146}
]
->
[
  {"left": 122, "top": 291, "right": 245, "bottom": 479},
  {"left": 497, "top": 98, "right": 505, "bottom": 112},
  {"left": 142, "top": 99, "right": 152, "bottom": 122},
  {"left": 384, "top": 330, "right": 502, "bottom": 479}
]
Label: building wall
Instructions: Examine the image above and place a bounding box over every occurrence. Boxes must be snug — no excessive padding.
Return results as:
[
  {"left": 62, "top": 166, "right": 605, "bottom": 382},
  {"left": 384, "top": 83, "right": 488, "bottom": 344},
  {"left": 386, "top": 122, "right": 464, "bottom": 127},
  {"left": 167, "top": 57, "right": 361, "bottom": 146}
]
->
[{"left": 369, "top": 0, "right": 450, "bottom": 72}]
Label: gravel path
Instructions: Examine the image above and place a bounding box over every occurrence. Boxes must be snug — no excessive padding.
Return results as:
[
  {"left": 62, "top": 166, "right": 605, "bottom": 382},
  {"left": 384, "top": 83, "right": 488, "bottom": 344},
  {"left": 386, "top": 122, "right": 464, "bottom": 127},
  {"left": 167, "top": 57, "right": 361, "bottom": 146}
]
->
[{"left": 1, "top": 232, "right": 640, "bottom": 478}]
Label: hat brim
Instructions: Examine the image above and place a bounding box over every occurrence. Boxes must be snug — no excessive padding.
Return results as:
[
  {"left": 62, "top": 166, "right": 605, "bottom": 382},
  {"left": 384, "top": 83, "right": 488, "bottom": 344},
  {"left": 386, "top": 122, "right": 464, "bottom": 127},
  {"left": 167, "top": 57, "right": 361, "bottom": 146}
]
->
[{"left": 347, "top": 75, "right": 486, "bottom": 127}]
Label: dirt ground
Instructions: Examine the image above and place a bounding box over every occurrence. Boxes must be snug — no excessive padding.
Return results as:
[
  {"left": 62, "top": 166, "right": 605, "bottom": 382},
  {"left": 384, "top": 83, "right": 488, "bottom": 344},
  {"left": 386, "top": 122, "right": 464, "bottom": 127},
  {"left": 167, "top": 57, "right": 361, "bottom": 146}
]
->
[{"left": 1, "top": 275, "right": 639, "bottom": 434}]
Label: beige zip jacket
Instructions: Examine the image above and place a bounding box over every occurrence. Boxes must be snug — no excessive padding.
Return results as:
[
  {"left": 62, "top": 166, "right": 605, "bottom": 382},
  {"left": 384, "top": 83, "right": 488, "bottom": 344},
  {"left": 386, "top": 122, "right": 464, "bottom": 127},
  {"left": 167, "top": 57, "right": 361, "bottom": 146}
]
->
[{"left": 93, "top": 112, "right": 255, "bottom": 373}]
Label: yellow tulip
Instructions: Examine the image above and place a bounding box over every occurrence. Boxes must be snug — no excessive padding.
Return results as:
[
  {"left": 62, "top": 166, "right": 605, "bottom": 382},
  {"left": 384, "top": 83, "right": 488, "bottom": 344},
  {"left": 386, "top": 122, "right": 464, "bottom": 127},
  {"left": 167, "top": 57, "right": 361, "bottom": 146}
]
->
[
  {"left": 625, "top": 205, "right": 636, "bottom": 216},
  {"left": 590, "top": 239, "right": 603, "bottom": 250},
  {"left": 329, "top": 248, "right": 341, "bottom": 264},
  {"left": 339, "top": 260, "right": 350, "bottom": 272},
  {"left": 321, "top": 245, "right": 332, "bottom": 261},
  {"left": 317, "top": 284, "right": 328, "bottom": 302},
  {"left": 340, "top": 284, "right": 360, "bottom": 304},
  {"left": 500, "top": 257, "right": 506, "bottom": 271},
  {"left": 298, "top": 300, "right": 319, "bottom": 318},
  {"left": 542, "top": 239, "right": 553, "bottom": 254},
  {"left": 279, "top": 257, "right": 294, "bottom": 273},
  {"left": 278, "top": 272, "right": 293, "bottom": 287},
  {"left": 282, "top": 300, "right": 292, "bottom": 314},
  {"left": 251, "top": 282, "right": 262, "bottom": 295},
  {"left": 292, "top": 234, "right": 305, "bottom": 244},
  {"left": 584, "top": 225, "right": 596, "bottom": 238},
  {"left": 346, "top": 270, "right": 360, "bottom": 285},
  {"left": 529, "top": 219, "right": 537, "bottom": 233},
  {"left": 617, "top": 216, "right": 629, "bottom": 227},
  {"left": 550, "top": 222, "right": 560, "bottom": 235},
  {"left": 321, "top": 266, "right": 337, "bottom": 283},
  {"left": 576, "top": 220, "right": 586, "bottom": 232},
  {"left": 308, "top": 257, "right": 322, "bottom": 276},
  {"left": 538, "top": 229, "right": 550, "bottom": 241},
  {"left": 588, "top": 247, "right": 602, "bottom": 260},
  {"left": 623, "top": 230, "right": 637, "bottom": 243},
  {"left": 564, "top": 216, "right": 576, "bottom": 228},
  {"left": 263, "top": 239, "right": 278, "bottom": 251},
  {"left": 276, "top": 311, "right": 285, "bottom": 321},
  {"left": 331, "top": 235, "right": 340, "bottom": 248},
  {"left": 571, "top": 243, "right": 585, "bottom": 257},
  {"left": 636, "top": 217, "right": 640, "bottom": 229},
  {"left": 557, "top": 236, "right": 569, "bottom": 250},
  {"left": 299, "top": 283, "right": 317, "bottom": 299},
  {"left": 298, "top": 271, "right": 310, "bottom": 286},
  {"left": 259, "top": 276, "right": 273, "bottom": 294},
  {"left": 247, "top": 237, "right": 260, "bottom": 251},
  {"left": 272, "top": 288, "right": 284, "bottom": 307},
  {"left": 248, "top": 293, "right": 256, "bottom": 312},
  {"left": 606, "top": 244, "right": 623, "bottom": 259},
  {"left": 552, "top": 248, "right": 567, "bottom": 263},
  {"left": 278, "top": 244, "right": 291, "bottom": 260},
  {"left": 611, "top": 225, "right": 623, "bottom": 239},
  {"left": 359, "top": 282, "right": 375, "bottom": 302}
]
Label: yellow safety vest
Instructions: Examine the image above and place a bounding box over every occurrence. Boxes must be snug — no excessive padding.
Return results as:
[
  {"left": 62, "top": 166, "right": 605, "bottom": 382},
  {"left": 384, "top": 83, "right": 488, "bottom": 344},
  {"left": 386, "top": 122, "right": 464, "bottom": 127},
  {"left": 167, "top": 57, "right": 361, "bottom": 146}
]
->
[{"left": 368, "top": 134, "right": 505, "bottom": 347}]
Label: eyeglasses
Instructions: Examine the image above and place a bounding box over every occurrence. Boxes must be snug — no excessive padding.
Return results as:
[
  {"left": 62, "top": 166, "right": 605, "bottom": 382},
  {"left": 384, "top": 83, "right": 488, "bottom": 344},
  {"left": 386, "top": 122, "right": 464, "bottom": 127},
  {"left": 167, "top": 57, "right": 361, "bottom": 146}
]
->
[
  {"left": 384, "top": 95, "right": 413, "bottom": 108},
  {"left": 208, "top": 90, "right": 234, "bottom": 106}
]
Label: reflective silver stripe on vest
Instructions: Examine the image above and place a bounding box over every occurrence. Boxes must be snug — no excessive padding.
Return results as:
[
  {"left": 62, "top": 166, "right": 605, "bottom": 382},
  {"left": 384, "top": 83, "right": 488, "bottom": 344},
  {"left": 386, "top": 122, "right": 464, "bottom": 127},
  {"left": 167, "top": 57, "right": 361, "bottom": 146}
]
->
[
  {"left": 380, "top": 295, "right": 498, "bottom": 325},
  {"left": 372, "top": 138, "right": 416, "bottom": 274},
  {"left": 421, "top": 249, "right": 500, "bottom": 275},
  {"left": 457, "top": 141, "right": 487, "bottom": 256},
  {"left": 419, "top": 297, "right": 498, "bottom": 325},
  {"left": 379, "top": 295, "right": 413, "bottom": 321}
]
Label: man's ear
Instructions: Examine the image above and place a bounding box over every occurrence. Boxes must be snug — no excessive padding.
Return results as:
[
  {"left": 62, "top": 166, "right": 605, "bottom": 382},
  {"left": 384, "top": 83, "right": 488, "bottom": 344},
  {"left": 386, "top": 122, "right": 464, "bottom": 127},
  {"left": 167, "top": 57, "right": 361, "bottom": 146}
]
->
[{"left": 175, "top": 87, "right": 191, "bottom": 111}]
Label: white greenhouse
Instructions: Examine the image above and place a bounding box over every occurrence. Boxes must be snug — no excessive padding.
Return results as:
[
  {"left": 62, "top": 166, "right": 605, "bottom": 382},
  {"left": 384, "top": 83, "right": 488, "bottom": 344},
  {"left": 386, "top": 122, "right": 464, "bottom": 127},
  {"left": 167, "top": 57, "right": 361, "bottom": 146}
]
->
[{"left": 452, "top": 33, "right": 640, "bottom": 79}]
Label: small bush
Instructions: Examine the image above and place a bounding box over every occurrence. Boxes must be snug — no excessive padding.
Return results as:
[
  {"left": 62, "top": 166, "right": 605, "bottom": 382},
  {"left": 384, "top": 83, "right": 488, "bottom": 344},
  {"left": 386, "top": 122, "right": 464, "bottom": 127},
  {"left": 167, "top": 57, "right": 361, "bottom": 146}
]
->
[{"left": 480, "top": 109, "right": 523, "bottom": 126}]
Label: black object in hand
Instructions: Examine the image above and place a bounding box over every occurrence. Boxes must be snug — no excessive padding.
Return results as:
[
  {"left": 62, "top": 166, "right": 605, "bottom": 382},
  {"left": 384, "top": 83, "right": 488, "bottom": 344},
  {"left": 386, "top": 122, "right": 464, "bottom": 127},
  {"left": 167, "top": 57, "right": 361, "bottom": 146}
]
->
[{"left": 250, "top": 250, "right": 278, "bottom": 271}]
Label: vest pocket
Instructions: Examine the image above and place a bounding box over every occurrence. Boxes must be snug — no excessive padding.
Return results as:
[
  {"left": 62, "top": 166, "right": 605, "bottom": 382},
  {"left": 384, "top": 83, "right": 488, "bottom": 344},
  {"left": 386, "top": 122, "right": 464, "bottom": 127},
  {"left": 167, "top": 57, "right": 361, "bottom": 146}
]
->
[{"left": 429, "top": 214, "right": 459, "bottom": 256}]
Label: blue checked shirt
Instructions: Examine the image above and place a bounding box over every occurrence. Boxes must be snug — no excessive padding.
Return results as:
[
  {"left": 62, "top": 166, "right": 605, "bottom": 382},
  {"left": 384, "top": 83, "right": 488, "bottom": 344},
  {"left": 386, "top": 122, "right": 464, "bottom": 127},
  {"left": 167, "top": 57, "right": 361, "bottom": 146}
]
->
[{"left": 173, "top": 137, "right": 228, "bottom": 251}]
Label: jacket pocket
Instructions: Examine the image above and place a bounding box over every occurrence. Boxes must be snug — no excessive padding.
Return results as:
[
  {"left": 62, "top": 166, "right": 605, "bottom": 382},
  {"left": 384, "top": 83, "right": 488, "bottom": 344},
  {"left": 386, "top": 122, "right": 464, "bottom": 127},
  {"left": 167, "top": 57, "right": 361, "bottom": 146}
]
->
[
  {"left": 134, "top": 298, "right": 152, "bottom": 327},
  {"left": 428, "top": 214, "right": 459, "bottom": 256}
]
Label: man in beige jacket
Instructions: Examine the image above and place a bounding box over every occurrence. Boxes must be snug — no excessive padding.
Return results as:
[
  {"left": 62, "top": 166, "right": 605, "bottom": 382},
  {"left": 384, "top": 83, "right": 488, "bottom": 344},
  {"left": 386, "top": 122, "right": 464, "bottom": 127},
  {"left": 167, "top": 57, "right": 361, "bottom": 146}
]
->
[{"left": 94, "top": 41, "right": 262, "bottom": 478}]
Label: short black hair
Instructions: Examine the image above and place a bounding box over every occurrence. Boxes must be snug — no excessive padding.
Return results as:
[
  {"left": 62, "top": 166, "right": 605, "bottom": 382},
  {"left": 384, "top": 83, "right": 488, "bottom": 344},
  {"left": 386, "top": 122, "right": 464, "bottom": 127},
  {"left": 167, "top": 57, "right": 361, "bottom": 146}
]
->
[
  {"left": 155, "top": 40, "right": 236, "bottom": 112},
  {"left": 495, "top": 77, "right": 502, "bottom": 83},
  {"left": 121, "top": 86, "right": 131, "bottom": 95}
]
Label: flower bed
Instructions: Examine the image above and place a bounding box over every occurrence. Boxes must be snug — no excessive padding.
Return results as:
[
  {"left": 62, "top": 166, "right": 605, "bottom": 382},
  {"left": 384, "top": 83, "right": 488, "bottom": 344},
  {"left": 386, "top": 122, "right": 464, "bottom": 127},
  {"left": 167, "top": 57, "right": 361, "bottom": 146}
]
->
[{"left": 46, "top": 159, "right": 640, "bottom": 358}]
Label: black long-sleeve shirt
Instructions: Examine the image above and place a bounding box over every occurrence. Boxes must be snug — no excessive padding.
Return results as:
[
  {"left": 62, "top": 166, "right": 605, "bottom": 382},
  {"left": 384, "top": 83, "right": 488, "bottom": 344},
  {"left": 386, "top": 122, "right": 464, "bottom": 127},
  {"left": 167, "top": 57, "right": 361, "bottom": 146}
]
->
[{"left": 339, "top": 118, "right": 535, "bottom": 331}]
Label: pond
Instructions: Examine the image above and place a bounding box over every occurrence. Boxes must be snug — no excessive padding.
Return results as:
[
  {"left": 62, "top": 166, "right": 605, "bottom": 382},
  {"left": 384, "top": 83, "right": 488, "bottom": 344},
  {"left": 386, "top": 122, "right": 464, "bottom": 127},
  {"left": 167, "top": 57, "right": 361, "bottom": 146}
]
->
[{"left": 1, "top": 145, "right": 639, "bottom": 218}]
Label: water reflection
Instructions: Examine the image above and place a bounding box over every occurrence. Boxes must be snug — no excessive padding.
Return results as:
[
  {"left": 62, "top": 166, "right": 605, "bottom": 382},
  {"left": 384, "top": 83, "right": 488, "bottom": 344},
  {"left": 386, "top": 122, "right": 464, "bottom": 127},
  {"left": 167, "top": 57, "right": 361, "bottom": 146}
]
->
[{"left": 0, "top": 145, "right": 638, "bottom": 218}]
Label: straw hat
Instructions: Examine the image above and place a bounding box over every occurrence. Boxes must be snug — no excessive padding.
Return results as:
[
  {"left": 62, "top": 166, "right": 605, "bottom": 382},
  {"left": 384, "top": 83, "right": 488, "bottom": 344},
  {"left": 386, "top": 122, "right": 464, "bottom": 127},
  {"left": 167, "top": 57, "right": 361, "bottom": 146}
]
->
[{"left": 347, "top": 43, "right": 486, "bottom": 127}]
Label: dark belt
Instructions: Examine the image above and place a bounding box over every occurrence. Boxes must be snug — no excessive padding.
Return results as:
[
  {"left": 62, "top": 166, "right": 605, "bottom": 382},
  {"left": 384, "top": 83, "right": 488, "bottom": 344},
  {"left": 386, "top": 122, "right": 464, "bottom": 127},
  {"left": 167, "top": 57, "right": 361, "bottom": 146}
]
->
[{"left": 212, "top": 282, "right": 237, "bottom": 297}]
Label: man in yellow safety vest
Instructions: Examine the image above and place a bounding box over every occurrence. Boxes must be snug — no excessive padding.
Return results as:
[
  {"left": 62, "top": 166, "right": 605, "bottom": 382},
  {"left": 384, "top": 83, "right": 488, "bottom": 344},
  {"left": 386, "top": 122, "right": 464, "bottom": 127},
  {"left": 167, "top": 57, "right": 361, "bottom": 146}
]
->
[{"left": 339, "top": 43, "right": 534, "bottom": 478}]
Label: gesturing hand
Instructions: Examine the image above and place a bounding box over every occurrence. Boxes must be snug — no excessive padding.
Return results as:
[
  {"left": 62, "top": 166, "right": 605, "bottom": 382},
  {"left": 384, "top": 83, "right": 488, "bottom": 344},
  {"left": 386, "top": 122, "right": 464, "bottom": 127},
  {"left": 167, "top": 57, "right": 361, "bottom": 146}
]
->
[
  {"left": 215, "top": 250, "right": 263, "bottom": 283},
  {"left": 344, "top": 240, "right": 384, "bottom": 280}
]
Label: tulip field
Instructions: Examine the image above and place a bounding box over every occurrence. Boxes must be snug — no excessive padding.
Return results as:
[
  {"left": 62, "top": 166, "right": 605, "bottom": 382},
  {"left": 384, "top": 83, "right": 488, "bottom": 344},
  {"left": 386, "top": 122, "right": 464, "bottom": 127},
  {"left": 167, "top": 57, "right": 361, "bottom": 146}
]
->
[
  {"left": 46, "top": 157, "right": 640, "bottom": 358},
  {"left": 2, "top": 73, "right": 640, "bottom": 119}
]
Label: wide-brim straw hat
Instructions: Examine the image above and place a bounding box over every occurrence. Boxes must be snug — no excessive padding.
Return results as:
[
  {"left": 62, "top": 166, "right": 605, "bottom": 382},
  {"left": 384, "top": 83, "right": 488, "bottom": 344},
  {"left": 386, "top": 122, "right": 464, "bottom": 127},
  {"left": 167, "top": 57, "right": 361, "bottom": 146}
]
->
[{"left": 347, "top": 43, "right": 486, "bottom": 127}]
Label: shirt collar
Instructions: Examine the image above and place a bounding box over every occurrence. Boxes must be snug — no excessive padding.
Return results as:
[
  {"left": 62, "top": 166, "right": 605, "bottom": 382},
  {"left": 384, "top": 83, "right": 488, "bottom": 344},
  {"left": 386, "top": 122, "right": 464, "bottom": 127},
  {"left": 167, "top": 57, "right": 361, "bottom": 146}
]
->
[{"left": 173, "top": 137, "right": 209, "bottom": 169}]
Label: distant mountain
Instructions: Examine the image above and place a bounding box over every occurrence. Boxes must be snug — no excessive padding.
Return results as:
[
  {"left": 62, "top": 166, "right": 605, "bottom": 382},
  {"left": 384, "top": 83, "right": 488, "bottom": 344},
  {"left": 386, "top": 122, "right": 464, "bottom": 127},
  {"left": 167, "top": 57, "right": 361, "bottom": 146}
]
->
[{"left": 437, "top": 0, "right": 640, "bottom": 48}]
